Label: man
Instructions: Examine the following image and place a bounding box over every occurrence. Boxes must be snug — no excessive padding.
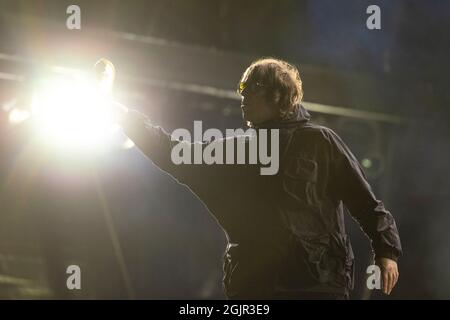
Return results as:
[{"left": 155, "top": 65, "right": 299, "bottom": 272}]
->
[{"left": 110, "top": 58, "right": 402, "bottom": 299}]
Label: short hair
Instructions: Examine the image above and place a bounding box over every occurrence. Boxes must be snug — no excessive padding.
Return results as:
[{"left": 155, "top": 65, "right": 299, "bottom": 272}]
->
[{"left": 238, "top": 57, "right": 303, "bottom": 120}]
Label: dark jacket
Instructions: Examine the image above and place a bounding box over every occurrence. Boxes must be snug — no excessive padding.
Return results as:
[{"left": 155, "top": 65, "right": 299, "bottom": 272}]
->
[{"left": 120, "top": 104, "right": 402, "bottom": 299}]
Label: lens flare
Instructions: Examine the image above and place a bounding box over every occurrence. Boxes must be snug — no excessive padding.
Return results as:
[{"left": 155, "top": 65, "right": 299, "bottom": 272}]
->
[{"left": 31, "top": 75, "right": 117, "bottom": 151}]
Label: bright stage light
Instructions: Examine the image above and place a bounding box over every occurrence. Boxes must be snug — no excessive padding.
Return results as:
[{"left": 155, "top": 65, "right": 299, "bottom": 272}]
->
[{"left": 31, "top": 74, "right": 119, "bottom": 151}]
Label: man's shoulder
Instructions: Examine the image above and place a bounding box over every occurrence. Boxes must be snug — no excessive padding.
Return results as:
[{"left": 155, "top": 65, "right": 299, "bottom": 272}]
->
[{"left": 290, "top": 122, "right": 338, "bottom": 144}]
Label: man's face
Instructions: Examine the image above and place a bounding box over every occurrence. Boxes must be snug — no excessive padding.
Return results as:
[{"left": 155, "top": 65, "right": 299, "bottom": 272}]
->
[{"left": 240, "top": 82, "right": 278, "bottom": 125}]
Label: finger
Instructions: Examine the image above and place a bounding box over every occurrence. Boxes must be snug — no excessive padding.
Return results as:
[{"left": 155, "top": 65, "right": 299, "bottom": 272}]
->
[
  {"left": 387, "top": 272, "right": 394, "bottom": 295},
  {"left": 383, "top": 270, "right": 389, "bottom": 294},
  {"left": 393, "top": 271, "right": 399, "bottom": 288}
]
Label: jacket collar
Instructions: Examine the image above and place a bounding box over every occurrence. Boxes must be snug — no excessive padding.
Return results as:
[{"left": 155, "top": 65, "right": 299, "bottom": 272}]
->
[{"left": 249, "top": 104, "right": 311, "bottom": 129}]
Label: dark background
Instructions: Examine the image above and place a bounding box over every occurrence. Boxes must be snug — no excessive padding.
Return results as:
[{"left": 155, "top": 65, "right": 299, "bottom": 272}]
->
[{"left": 0, "top": 0, "right": 449, "bottom": 299}]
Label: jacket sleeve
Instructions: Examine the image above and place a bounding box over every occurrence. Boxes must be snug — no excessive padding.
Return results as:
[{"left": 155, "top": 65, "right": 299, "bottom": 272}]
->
[
  {"left": 327, "top": 129, "right": 402, "bottom": 262},
  {"left": 118, "top": 108, "right": 251, "bottom": 201}
]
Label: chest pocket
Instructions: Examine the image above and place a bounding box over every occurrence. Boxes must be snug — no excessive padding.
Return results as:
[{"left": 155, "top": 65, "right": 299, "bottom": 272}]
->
[{"left": 282, "top": 156, "right": 320, "bottom": 207}]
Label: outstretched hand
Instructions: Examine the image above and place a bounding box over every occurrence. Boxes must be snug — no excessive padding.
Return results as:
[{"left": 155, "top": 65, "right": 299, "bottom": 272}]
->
[{"left": 93, "top": 58, "right": 128, "bottom": 122}]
